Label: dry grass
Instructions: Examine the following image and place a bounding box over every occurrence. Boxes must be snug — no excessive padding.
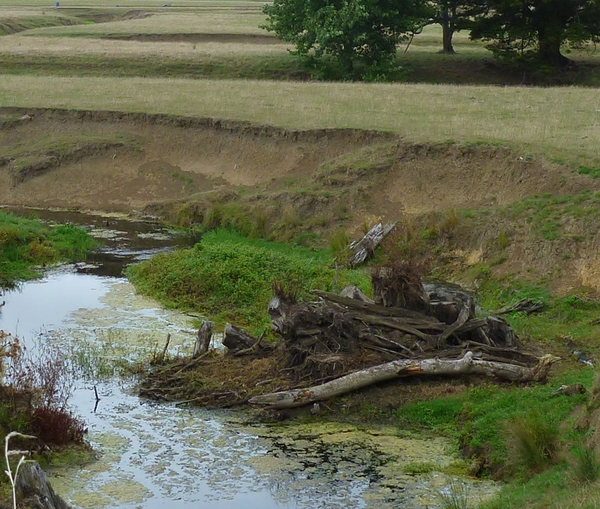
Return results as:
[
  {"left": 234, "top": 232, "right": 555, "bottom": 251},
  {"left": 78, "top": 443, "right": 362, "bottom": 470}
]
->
[
  {"left": 1, "top": 74, "right": 599, "bottom": 164},
  {"left": 0, "top": 0, "right": 257, "bottom": 6},
  {"left": 0, "top": 35, "right": 289, "bottom": 58},
  {"left": 25, "top": 9, "right": 268, "bottom": 37}
]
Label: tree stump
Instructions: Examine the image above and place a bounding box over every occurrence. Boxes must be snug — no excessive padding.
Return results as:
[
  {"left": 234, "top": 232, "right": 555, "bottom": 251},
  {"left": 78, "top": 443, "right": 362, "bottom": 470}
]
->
[
  {"left": 16, "top": 461, "right": 71, "bottom": 509},
  {"left": 193, "top": 320, "right": 213, "bottom": 358}
]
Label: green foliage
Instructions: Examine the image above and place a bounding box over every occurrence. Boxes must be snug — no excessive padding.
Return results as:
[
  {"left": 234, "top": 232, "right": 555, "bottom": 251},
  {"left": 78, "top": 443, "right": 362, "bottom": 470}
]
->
[
  {"left": 0, "top": 211, "right": 96, "bottom": 287},
  {"left": 469, "top": 0, "right": 600, "bottom": 67},
  {"left": 403, "top": 461, "right": 436, "bottom": 474},
  {"left": 262, "top": 0, "right": 432, "bottom": 80},
  {"left": 127, "top": 229, "right": 370, "bottom": 329},
  {"left": 477, "top": 277, "right": 600, "bottom": 346},
  {"left": 578, "top": 165, "right": 600, "bottom": 178}
]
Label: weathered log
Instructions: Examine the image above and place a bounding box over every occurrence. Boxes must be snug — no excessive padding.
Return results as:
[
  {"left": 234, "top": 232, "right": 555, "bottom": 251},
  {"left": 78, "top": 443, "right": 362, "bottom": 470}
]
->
[
  {"left": 249, "top": 351, "right": 560, "bottom": 409},
  {"left": 348, "top": 222, "right": 396, "bottom": 267},
  {"left": 312, "top": 290, "right": 432, "bottom": 321},
  {"left": 16, "top": 461, "right": 71, "bottom": 509},
  {"left": 193, "top": 320, "right": 213, "bottom": 358},
  {"left": 222, "top": 323, "right": 256, "bottom": 352}
]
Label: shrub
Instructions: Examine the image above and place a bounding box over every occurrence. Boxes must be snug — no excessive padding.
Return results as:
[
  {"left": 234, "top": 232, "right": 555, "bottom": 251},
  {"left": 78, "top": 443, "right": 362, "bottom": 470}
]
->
[{"left": 30, "top": 406, "right": 86, "bottom": 446}]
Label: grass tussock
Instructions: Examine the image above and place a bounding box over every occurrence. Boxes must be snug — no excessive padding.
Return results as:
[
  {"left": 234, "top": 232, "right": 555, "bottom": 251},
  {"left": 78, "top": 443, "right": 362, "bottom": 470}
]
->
[{"left": 506, "top": 412, "right": 560, "bottom": 474}]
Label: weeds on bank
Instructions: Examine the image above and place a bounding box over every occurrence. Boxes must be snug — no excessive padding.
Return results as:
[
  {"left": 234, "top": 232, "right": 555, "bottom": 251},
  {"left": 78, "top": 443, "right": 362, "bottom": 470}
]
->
[
  {"left": 0, "top": 331, "right": 85, "bottom": 449},
  {"left": 573, "top": 445, "right": 600, "bottom": 484},
  {"left": 0, "top": 211, "right": 96, "bottom": 286}
]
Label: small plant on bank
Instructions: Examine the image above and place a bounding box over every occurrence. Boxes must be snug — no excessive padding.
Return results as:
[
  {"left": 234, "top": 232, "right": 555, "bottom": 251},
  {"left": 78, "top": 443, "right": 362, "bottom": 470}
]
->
[
  {"left": 573, "top": 445, "right": 600, "bottom": 484},
  {"left": 4, "top": 431, "right": 35, "bottom": 509},
  {"left": 506, "top": 411, "right": 560, "bottom": 474},
  {"left": 438, "top": 480, "right": 470, "bottom": 509},
  {"left": 498, "top": 230, "right": 510, "bottom": 250},
  {"left": 328, "top": 229, "right": 350, "bottom": 264}
]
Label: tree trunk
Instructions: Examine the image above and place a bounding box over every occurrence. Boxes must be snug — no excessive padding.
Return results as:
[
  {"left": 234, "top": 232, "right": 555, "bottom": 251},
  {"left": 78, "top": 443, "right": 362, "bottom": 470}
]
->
[
  {"left": 538, "top": 37, "right": 570, "bottom": 67},
  {"left": 348, "top": 222, "right": 395, "bottom": 267},
  {"left": 249, "top": 351, "right": 560, "bottom": 409},
  {"left": 439, "top": 4, "right": 455, "bottom": 54},
  {"left": 537, "top": 14, "right": 571, "bottom": 68},
  {"left": 441, "top": 22, "right": 455, "bottom": 53}
]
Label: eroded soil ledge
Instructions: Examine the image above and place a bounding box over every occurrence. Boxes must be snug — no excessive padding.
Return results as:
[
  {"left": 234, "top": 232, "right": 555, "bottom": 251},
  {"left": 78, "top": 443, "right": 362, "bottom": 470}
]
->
[{"left": 2, "top": 107, "right": 600, "bottom": 294}]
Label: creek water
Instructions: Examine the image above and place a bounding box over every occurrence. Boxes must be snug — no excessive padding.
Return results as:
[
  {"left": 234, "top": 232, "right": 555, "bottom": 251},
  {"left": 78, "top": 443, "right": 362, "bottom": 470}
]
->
[{"left": 0, "top": 210, "right": 498, "bottom": 509}]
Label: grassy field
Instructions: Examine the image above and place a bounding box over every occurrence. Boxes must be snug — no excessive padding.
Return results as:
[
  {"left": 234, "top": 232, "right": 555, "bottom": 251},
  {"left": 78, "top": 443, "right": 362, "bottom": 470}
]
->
[{"left": 1, "top": 75, "right": 599, "bottom": 166}]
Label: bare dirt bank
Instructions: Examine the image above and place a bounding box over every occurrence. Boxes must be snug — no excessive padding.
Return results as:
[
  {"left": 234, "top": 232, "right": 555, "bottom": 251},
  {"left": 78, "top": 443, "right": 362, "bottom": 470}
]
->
[{"left": 2, "top": 106, "right": 600, "bottom": 292}]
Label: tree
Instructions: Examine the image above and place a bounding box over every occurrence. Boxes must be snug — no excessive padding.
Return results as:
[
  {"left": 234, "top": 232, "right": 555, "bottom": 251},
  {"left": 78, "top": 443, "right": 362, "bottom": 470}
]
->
[
  {"left": 469, "top": 0, "right": 600, "bottom": 67},
  {"left": 433, "top": 0, "right": 486, "bottom": 53},
  {"left": 262, "top": 0, "right": 432, "bottom": 79}
]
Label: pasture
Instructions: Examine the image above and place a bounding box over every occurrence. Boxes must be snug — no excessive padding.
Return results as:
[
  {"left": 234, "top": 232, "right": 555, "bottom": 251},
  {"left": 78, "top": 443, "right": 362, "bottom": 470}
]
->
[{"left": 0, "top": 2, "right": 599, "bottom": 166}]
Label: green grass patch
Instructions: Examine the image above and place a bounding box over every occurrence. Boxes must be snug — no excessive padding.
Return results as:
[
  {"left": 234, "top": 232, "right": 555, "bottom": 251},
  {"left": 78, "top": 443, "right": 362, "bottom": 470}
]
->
[
  {"left": 0, "top": 211, "right": 96, "bottom": 286},
  {"left": 396, "top": 370, "right": 592, "bottom": 477},
  {"left": 475, "top": 278, "right": 600, "bottom": 349},
  {"left": 126, "top": 228, "right": 370, "bottom": 332}
]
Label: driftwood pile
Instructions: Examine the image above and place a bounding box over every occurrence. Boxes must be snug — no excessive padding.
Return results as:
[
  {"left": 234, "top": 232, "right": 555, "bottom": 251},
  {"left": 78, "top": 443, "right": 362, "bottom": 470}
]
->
[
  {"left": 247, "top": 265, "right": 559, "bottom": 408},
  {"left": 140, "top": 258, "right": 559, "bottom": 410}
]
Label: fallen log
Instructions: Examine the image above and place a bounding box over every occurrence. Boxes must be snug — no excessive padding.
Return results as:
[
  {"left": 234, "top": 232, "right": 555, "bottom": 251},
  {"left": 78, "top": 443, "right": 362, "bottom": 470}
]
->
[
  {"left": 495, "top": 297, "right": 544, "bottom": 315},
  {"left": 248, "top": 351, "right": 560, "bottom": 409},
  {"left": 222, "top": 323, "right": 256, "bottom": 352}
]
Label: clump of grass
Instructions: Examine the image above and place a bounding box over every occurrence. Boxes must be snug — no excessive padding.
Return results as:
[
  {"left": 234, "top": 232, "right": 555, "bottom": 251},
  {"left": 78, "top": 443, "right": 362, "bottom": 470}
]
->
[
  {"left": 328, "top": 229, "right": 350, "bottom": 263},
  {"left": 573, "top": 445, "right": 600, "bottom": 484},
  {"left": 438, "top": 480, "right": 470, "bottom": 509},
  {"left": 506, "top": 411, "right": 560, "bottom": 474},
  {"left": 441, "top": 209, "right": 459, "bottom": 234},
  {"left": 498, "top": 230, "right": 510, "bottom": 250},
  {"left": 403, "top": 461, "right": 435, "bottom": 474}
]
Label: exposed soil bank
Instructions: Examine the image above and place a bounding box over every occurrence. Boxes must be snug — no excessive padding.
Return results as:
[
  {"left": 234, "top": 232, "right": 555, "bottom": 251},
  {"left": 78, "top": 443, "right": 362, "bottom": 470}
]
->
[{"left": 2, "top": 107, "right": 600, "bottom": 292}]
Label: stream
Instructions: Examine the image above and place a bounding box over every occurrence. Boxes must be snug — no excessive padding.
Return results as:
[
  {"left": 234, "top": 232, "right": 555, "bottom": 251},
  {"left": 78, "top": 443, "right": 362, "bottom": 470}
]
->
[{"left": 0, "top": 209, "right": 499, "bottom": 509}]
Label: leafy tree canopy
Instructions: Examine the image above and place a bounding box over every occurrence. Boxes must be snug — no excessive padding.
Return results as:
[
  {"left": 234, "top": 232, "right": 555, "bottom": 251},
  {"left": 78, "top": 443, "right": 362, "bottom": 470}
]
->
[
  {"left": 469, "top": 0, "right": 600, "bottom": 67},
  {"left": 262, "top": 0, "right": 433, "bottom": 80}
]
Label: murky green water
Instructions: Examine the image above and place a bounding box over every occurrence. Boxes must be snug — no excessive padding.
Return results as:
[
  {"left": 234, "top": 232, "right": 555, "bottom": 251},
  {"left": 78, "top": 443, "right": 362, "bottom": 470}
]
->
[{"left": 0, "top": 211, "right": 499, "bottom": 508}]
